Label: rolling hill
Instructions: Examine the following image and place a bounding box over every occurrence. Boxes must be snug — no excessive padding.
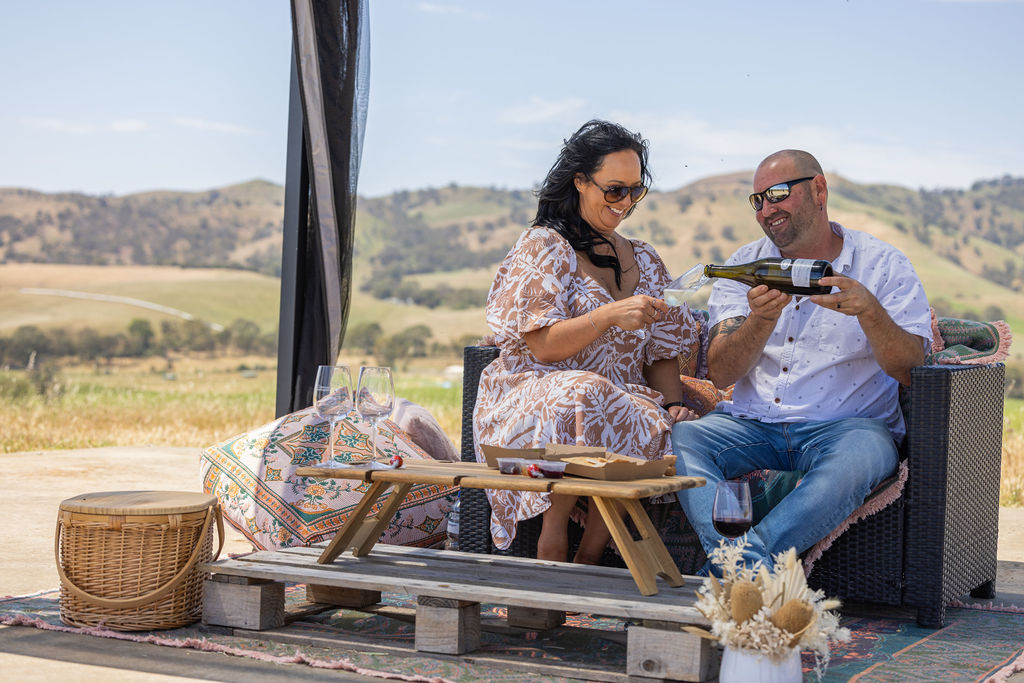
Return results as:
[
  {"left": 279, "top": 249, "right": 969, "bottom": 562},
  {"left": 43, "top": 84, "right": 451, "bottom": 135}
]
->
[{"left": 1, "top": 174, "right": 1021, "bottom": 370}]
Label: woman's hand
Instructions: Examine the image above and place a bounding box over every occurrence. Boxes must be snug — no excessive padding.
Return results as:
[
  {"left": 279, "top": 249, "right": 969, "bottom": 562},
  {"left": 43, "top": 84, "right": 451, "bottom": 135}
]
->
[
  {"left": 599, "top": 294, "right": 668, "bottom": 331},
  {"left": 666, "top": 405, "right": 700, "bottom": 423}
]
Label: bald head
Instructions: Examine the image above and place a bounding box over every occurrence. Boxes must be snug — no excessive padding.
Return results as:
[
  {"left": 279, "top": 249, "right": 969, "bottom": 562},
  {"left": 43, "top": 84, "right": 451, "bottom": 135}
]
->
[{"left": 756, "top": 150, "right": 823, "bottom": 180}]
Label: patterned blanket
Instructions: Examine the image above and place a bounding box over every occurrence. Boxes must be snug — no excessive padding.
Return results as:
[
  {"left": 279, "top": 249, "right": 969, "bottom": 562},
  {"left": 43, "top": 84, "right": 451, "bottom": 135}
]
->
[
  {"left": 927, "top": 314, "right": 1013, "bottom": 365},
  {"left": 201, "top": 407, "right": 456, "bottom": 551}
]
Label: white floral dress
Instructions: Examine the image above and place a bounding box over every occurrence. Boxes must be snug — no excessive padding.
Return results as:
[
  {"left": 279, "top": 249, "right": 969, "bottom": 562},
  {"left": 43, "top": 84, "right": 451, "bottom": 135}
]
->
[{"left": 473, "top": 227, "right": 698, "bottom": 549}]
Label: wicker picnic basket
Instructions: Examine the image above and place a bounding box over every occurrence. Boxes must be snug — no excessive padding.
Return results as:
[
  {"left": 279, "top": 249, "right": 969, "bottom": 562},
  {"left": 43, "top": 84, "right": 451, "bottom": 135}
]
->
[{"left": 55, "top": 490, "right": 223, "bottom": 631}]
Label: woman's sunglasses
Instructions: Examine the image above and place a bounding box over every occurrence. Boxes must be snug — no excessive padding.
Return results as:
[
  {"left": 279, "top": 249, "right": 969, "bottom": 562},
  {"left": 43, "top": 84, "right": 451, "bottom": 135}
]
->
[
  {"left": 587, "top": 175, "right": 648, "bottom": 204},
  {"left": 748, "top": 176, "right": 816, "bottom": 211}
]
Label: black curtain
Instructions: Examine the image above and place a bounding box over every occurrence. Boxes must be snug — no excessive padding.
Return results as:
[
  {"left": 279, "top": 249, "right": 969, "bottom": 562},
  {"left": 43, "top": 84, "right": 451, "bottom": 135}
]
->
[{"left": 276, "top": 0, "right": 370, "bottom": 416}]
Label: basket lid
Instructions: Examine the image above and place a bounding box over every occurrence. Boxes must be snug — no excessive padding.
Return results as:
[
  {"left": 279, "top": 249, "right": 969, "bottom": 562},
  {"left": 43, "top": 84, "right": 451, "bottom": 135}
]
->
[{"left": 59, "top": 491, "right": 217, "bottom": 515}]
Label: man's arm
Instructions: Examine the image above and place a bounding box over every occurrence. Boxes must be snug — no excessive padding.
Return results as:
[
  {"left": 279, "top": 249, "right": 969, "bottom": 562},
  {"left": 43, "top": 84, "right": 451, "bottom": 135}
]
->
[
  {"left": 706, "top": 286, "right": 789, "bottom": 388},
  {"left": 810, "top": 275, "right": 925, "bottom": 386}
]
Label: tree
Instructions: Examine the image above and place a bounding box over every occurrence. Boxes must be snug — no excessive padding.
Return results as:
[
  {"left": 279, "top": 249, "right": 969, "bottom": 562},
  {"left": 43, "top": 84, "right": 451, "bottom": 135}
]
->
[
  {"left": 345, "top": 322, "right": 383, "bottom": 355},
  {"left": 395, "top": 324, "right": 432, "bottom": 358},
  {"left": 160, "top": 320, "right": 184, "bottom": 353},
  {"left": 127, "top": 318, "right": 155, "bottom": 356},
  {"left": 182, "top": 319, "right": 216, "bottom": 353},
  {"left": 75, "top": 327, "right": 106, "bottom": 362},
  {"left": 6, "top": 326, "right": 50, "bottom": 367},
  {"left": 228, "top": 318, "right": 262, "bottom": 354}
]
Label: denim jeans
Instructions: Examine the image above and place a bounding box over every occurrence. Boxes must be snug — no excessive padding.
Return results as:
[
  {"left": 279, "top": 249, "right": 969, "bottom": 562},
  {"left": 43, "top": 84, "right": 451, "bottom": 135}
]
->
[{"left": 672, "top": 412, "right": 898, "bottom": 571}]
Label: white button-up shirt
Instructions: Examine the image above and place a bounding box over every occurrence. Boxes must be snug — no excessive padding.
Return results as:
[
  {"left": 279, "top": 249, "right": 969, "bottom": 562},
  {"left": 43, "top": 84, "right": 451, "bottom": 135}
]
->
[{"left": 709, "top": 222, "right": 932, "bottom": 442}]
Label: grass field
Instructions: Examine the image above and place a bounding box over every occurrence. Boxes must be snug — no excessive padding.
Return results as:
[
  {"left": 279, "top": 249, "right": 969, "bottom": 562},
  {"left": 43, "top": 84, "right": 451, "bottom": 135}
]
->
[
  {"left": 0, "top": 263, "right": 491, "bottom": 345},
  {"left": 2, "top": 357, "right": 1021, "bottom": 507},
  {"left": 0, "top": 354, "right": 463, "bottom": 455}
]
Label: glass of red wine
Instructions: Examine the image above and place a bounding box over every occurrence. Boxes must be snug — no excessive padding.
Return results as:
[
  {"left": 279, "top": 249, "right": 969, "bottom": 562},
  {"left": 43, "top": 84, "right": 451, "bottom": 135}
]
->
[{"left": 712, "top": 480, "right": 752, "bottom": 539}]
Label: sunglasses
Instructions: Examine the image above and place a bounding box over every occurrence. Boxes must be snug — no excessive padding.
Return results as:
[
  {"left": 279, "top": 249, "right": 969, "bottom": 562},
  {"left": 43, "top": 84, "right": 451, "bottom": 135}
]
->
[
  {"left": 587, "top": 174, "right": 648, "bottom": 204},
  {"left": 748, "top": 176, "right": 816, "bottom": 211}
]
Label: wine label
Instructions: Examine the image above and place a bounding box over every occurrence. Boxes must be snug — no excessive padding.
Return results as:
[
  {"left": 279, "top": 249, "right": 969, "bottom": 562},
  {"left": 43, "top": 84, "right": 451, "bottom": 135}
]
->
[{"left": 791, "top": 259, "right": 812, "bottom": 288}]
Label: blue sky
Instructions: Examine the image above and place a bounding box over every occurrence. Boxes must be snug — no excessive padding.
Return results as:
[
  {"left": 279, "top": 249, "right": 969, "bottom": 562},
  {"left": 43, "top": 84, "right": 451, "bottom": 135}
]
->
[{"left": 1, "top": 1, "right": 1022, "bottom": 198}]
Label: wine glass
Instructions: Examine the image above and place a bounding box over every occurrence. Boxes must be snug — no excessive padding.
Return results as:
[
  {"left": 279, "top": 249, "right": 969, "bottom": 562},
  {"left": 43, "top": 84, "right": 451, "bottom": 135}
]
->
[
  {"left": 712, "top": 480, "right": 752, "bottom": 540},
  {"left": 313, "top": 364, "right": 353, "bottom": 462},
  {"left": 355, "top": 366, "right": 395, "bottom": 461}
]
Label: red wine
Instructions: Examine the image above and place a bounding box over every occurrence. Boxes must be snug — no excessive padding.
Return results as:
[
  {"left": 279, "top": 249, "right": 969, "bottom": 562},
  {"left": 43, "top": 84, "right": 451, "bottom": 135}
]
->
[
  {"left": 704, "top": 258, "right": 833, "bottom": 296},
  {"left": 713, "top": 517, "right": 752, "bottom": 538}
]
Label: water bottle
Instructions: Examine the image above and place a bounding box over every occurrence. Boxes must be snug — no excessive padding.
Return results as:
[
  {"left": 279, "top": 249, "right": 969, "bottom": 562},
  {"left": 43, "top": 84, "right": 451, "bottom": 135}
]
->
[{"left": 444, "top": 495, "right": 460, "bottom": 551}]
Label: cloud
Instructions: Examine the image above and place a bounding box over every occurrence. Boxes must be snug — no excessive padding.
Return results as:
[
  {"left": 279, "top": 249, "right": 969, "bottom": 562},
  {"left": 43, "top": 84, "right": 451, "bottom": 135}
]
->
[
  {"left": 110, "top": 119, "right": 149, "bottom": 132},
  {"left": 20, "top": 118, "right": 150, "bottom": 134},
  {"left": 174, "top": 117, "right": 260, "bottom": 136},
  {"left": 608, "top": 111, "right": 1005, "bottom": 191},
  {"left": 20, "top": 118, "right": 97, "bottom": 134},
  {"left": 497, "top": 96, "right": 587, "bottom": 125},
  {"left": 416, "top": 3, "right": 465, "bottom": 14}
]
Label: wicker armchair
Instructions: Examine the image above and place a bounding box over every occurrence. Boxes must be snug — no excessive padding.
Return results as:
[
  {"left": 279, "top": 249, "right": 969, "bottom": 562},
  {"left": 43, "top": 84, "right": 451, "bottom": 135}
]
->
[{"left": 459, "top": 344, "right": 1004, "bottom": 628}]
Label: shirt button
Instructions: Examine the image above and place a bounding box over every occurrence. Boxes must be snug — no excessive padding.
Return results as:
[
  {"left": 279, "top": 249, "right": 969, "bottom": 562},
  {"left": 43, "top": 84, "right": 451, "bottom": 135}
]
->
[
  {"left": 795, "top": 305, "right": 800, "bottom": 310},
  {"left": 774, "top": 397, "right": 781, "bottom": 403},
  {"left": 782, "top": 367, "right": 788, "bottom": 372},
  {"left": 787, "top": 337, "right": 794, "bottom": 342}
]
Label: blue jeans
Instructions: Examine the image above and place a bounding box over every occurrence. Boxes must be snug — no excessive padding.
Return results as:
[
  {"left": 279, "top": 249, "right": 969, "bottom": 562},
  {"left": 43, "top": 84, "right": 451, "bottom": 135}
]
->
[{"left": 672, "top": 412, "right": 898, "bottom": 571}]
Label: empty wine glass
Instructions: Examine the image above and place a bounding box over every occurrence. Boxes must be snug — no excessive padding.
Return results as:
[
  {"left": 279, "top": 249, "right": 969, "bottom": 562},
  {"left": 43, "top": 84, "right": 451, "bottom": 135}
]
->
[
  {"left": 313, "top": 364, "right": 353, "bottom": 462},
  {"left": 355, "top": 366, "right": 395, "bottom": 461},
  {"left": 712, "top": 480, "right": 752, "bottom": 540}
]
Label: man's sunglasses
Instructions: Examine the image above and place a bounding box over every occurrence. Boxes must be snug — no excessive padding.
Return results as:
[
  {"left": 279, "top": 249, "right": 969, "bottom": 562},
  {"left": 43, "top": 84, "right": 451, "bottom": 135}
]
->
[
  {"left": 748, "top": 176, "right": 816, "bottom": 211},
  {"left": 587, "top": 175, "right": 648, "bottom": 204}
]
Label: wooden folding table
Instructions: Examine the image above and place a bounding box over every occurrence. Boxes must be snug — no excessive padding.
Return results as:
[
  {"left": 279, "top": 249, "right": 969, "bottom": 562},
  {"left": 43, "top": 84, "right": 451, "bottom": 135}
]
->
[{"left": 296, "top": 459, "right": 704, "bottom": 596}]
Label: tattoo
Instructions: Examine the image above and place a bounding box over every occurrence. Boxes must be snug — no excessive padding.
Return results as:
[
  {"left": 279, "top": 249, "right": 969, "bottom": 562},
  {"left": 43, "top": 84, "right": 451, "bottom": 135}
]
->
[{"left": 709, "top": 316, "right": 745, "bottom": 344}]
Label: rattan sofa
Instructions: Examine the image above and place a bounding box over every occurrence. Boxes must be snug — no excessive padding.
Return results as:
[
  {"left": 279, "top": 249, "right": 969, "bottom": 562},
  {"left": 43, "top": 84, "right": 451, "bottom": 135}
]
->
[{"left": 459, "top": 344, "right": 1004, "bottom": 628}]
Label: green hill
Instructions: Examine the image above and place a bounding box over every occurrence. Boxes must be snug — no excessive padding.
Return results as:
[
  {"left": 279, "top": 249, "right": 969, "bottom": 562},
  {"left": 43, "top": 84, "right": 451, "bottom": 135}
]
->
[{"left": 1, "top": 174, "right": 1021, "bottom": 372}]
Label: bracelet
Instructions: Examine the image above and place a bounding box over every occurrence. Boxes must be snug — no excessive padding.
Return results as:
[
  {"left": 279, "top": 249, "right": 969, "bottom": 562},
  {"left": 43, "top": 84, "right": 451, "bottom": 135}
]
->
[
  {"left": 587, "top": 310, "right": 599, "bottom": 333},
  {"left": 662, "top": 401, "right": 685, "bottom": 410}
]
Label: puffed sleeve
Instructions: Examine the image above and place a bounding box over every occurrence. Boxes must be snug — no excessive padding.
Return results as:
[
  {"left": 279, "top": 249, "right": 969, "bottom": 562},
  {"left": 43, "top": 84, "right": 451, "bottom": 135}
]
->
[
  {"left": 485, "top": 228, "right": 575, "bottom": 347},
  {"left": 637, "top": 242, "right": 699, "bottom": 367}
]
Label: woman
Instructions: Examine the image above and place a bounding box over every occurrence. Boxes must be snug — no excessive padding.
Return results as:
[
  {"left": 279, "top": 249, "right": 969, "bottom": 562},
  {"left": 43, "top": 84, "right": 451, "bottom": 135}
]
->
[{"left": 473, "top": 119, "right": 700, "bottom": 563}]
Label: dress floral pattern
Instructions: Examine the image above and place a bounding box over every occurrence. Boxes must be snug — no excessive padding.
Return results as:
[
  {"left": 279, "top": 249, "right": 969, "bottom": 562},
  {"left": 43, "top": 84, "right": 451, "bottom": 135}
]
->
[{"left": 473, "top": 227, "right": 698, "bottom": 549}]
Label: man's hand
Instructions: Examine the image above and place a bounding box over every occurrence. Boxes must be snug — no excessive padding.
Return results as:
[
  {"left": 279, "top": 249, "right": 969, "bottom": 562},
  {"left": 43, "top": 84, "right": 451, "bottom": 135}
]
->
[
  {"left": 666, "top": 405, "right": 700, "bottom": 423},
  {"left": 810, "top": 275, "right": 925, "bottom": 385},
  {"left": 706, "top": 287, "right": 786, "bottom": 389},
  {"left": 748, "top": 284, "right": 790, "bottom": 322},
  {"left": 809, "top": 275, "right": 875, "bottom": 316}
]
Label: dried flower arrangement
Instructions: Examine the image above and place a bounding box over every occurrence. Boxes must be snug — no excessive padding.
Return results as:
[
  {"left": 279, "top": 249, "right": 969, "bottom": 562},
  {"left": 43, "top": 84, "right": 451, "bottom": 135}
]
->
[{"left": 690, "top": 538, "right": 851, "bottom": 679}]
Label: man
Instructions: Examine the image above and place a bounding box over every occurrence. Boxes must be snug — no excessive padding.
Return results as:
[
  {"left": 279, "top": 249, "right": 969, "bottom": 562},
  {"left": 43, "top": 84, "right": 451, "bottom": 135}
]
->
[{"left": 673, "top": 149, "right": 933, "bottom": 573}]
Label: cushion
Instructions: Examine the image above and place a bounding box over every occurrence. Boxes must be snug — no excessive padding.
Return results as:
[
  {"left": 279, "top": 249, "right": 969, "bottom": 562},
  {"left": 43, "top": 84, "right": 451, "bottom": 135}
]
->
[
  {"left": 201, "top": 406, "right": 456, "bottom": 550},
  {"left": 392, "top": 398, "right": 459, "bottom": 462}
]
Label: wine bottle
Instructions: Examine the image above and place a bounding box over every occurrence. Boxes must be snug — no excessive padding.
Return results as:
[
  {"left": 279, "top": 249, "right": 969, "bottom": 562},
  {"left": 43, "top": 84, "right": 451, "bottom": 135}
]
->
[{"left": 703, "top": 258, "right": 833, "bottom": 296}]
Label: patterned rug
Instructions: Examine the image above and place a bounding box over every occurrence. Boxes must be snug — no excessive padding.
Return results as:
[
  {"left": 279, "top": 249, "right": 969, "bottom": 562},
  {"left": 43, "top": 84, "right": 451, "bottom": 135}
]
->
[{"left": 3, "top": 587, "right": 1023, "bottom": 682}]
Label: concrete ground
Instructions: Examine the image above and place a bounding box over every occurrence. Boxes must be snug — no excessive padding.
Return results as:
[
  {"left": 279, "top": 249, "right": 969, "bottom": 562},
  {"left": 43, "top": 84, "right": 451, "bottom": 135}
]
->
[{"left": 2, "top": 446, "right": 1023, "bottom": 681}]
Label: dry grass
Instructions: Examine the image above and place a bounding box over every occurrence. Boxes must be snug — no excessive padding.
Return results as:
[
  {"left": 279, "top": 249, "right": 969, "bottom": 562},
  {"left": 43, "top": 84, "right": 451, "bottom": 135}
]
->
[
  {"left": 2, "top": 358, "right": 1021, "bottom": 509},
  {"left": 0, "top": 354, "right": 463, "bottom": 454},
  {"left": 1001, "top": 399, "right": 1024, "bottom": 506}
]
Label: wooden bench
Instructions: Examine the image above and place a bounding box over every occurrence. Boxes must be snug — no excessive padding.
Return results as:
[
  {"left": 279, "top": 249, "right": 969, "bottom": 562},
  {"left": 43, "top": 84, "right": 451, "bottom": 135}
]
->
[{"left": 203, "top": 544, "right": 718, "bottom": 681}]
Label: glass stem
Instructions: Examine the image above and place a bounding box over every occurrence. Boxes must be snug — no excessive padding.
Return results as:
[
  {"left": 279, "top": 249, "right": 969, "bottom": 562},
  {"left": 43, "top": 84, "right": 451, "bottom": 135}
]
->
[
  {"left": 328, "top": 417, "right": 337, "bottom": 461},
  {"left": 371, "top": 420, "right": 378, "bottom": 460}
]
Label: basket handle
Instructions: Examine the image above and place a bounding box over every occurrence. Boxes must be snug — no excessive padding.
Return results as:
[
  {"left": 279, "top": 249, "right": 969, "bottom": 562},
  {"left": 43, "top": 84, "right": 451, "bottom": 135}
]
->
[{"left": 54, "top": 503, "right": 223, "bottom": 610}]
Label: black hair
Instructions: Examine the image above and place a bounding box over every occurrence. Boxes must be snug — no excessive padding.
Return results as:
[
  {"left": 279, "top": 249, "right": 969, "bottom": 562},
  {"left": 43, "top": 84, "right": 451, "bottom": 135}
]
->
[{"left": 532, "top": 119, "right": 651, "bottom": 288}]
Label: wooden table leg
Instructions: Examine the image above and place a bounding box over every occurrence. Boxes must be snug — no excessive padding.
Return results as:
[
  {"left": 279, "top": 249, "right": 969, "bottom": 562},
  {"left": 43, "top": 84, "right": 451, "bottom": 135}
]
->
[
  {"left": 591, "top": 496, "right": 659, "bottom": 596},
  {"left": 621, "top": 498, "right": 685, "bottom": 587},
  {"left": 317, "top": 481, "right": 391, "bottom": 564},
  {"left": 350, "top": 482, "right": 413, "bottom": 556}
]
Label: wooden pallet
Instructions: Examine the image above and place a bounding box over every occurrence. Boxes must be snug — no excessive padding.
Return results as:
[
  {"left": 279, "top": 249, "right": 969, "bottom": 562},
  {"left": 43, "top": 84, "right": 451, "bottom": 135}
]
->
[{"left": 203, "top": 544, "right": 719, "bottom": 682}]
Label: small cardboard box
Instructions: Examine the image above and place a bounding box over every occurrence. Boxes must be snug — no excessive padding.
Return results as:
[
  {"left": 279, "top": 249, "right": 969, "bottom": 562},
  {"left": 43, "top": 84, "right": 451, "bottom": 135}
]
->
[{"left": 480, "top": 444, "right": 673, "bottom": 480}]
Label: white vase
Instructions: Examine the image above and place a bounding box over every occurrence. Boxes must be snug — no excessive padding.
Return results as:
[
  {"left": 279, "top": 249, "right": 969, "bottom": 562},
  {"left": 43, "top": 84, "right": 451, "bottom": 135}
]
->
[{"left": 719, "top": 646, "right": 802, "bottom": 683}]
